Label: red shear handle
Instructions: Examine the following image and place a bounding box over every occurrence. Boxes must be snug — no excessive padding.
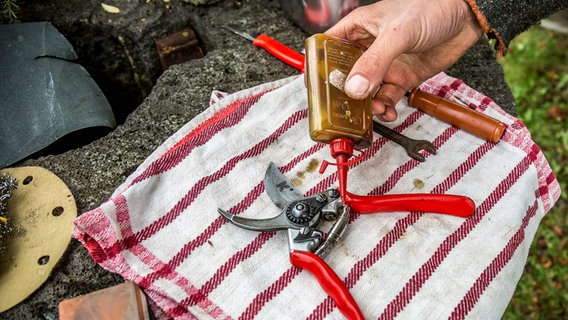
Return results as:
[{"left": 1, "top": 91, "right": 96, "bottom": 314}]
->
[
  {"left": 253, "top": 34, "right": 305, "bottom": 72},
  {"left": 290, "top": 251, "right": 364, "bottom": 320},
  {"left": 343, "top": 192, "right": 475, "bottom": 217}
]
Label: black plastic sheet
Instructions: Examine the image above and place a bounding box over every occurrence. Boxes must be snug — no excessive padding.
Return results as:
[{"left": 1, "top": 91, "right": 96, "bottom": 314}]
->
[{"left": 0, "top": 22, "right": 115, "bottom": 168}]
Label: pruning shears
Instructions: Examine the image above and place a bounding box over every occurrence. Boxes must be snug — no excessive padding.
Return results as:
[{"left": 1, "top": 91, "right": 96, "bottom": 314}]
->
[{"left": 218, "top": 162, "right": 475, "bottom": 319}]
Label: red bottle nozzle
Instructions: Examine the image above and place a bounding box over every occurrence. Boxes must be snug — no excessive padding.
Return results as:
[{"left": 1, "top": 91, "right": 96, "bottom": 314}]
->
[{"left": 318, "top": 138, "right": 365, "bottom": 199}]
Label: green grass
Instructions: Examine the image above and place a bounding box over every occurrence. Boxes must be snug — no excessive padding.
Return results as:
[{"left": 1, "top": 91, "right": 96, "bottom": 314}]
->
[{"left": 499, "top": 26, "right": 568, "bottom": 319}]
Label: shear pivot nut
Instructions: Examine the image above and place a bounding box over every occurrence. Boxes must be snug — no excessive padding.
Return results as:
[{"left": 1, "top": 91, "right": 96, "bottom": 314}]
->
[{"left": 287, "top": 203, "right": 313, "bottom": 224}]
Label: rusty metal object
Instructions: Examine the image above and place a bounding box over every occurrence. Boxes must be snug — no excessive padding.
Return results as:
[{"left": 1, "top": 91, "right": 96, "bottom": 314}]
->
[{"left": 155, "top": 27, "right": 204, "bottom": 70}]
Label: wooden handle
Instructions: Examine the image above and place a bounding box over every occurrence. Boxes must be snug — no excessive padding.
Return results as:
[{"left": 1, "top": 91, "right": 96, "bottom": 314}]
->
[{"left": 407, "top": 88, "right": 505, "bottom": 142}]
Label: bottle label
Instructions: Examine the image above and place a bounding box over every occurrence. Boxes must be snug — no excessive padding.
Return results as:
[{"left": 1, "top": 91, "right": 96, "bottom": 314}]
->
[{"left": 324, "top": 39, "right": 368, "bottom": 134}]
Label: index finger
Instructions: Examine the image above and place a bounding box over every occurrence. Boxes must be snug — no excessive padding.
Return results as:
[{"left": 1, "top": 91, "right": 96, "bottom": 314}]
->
[{"left": 342, "top": 29, "right": 408, "bottom": 100}]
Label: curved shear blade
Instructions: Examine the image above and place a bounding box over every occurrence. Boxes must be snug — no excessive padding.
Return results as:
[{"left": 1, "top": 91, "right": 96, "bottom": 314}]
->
[
  {"left": 264, "top": 162, "right": 303, "bottom": 209},
  {"left": 218, "top": 208, "right": 291, "bottom": 231}
]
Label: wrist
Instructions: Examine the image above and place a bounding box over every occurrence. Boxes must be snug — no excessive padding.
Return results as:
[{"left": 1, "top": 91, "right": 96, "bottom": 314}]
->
[{"left": 459, "top": 0, "right": 483, "bottom": 31}]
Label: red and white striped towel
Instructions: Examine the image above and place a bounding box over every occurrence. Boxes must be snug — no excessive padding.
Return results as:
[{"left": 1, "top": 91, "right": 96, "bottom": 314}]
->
[{"left": 74, "top": 73, "right": 560, "bottom": 319}]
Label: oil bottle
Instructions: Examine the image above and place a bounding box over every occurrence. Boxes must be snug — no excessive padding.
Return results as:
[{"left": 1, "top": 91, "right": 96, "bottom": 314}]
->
[
  {"left": 305, "top": 33, "right": 373, "bottom": 150},
  {"left": 305, "top": 34, "right": 373, "bottom": 197}
]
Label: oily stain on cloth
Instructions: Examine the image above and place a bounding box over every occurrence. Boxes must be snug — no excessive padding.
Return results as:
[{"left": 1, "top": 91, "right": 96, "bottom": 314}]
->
[{"left": 291, "top": 158, "right": 320, "bottom": 187}]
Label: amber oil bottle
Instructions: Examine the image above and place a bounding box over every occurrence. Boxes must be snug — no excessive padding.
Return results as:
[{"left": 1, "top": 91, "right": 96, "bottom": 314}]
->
[{"left": 305, "top": 34, "right": 373, "bottom": 150}]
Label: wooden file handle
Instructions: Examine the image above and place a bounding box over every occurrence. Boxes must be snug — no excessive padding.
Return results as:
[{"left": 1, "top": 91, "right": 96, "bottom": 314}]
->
[{"left": 407, "top": 88, "right": 506, "bottom": 143}]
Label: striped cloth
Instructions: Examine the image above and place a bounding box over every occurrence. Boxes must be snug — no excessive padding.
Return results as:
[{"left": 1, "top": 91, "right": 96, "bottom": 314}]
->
[{"left": 74, "top": 73, "right": 560, "bottom": 320}]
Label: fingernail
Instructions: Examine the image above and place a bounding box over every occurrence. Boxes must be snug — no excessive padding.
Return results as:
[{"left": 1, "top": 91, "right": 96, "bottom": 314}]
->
[{"left": 344, "top": 74, "right": 370, "bottom": 97}]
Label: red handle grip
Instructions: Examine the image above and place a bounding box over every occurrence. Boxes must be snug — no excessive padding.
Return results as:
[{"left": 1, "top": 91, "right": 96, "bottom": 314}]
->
[
  {"left": 290, "top": 251, "right": 364, "bottom": 320},
  {"left": 343, "top": 192, "right": 475, "bottom": 217},
  {"left": 253, "top": 34, "right": 305, "bottom": 72}
]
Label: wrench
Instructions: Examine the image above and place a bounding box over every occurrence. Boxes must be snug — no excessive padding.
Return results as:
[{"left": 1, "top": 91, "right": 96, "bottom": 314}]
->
[{"left": 373, "top": 120, "right": 436, "bottom": 162}]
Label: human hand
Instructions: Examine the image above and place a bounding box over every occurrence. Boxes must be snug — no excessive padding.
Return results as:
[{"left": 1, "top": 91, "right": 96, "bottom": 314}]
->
[{"left": 326, "top": 0, "right": 483, "bottom": 121}]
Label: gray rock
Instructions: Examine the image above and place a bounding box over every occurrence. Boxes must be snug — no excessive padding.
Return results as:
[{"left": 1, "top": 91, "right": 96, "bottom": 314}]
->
[{"left": 183, "top": 0, "right": 223, "bottom": 5}]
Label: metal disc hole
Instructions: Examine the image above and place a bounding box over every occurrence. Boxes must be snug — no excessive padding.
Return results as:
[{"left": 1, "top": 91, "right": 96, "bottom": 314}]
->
[
  {"left": 38, "top": 255, "right": 50, "bottom": 265},
  {"left": 22, "top": 175, "right": 33, "bottom": 185},
  {"left": 52, "top": 206, "right": 64, "bottom": 217}
]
